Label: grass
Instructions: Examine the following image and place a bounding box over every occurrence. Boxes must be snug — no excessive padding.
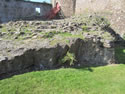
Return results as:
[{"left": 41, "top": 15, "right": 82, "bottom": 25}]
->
[
  {"left": 48, "top": 32, "right": 84, "bottom": 46},
  {"left": 81, "top": 25, "right": 90, "bottom": 32},
  {"left": 1, "top": 65, "right": 125, "bottom": 94},
  {"left": 58, "top": 32, "right": 84, "bottom": 40},
  {"left": 43, "top": 31, "right": 84, "bottom": 40},
  {"left": 1, "top": 26, "right": 7, "bottom": 32},
  {"left": 42, "top": 31, "right": 58, "bottom": 39}
]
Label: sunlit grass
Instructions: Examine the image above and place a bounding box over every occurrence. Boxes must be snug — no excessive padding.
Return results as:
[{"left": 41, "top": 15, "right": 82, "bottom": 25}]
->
[{"left": 1, "top": 64, "right": 125, "bottom": 94}]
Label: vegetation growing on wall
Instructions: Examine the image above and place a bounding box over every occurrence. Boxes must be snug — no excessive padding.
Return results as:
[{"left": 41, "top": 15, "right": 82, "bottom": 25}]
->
[{"left": 59, "top": 51, "right": 76, "bottom": 66}]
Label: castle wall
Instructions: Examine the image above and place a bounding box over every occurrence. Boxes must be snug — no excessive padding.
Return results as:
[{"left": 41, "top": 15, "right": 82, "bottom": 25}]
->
[
  {"left": 75, "top": 0, "right": 125, "bottom": 37},
  {"left": 75, "top": 0, "right": 124, "bottom": 14},
  {"left": 75, "top": 0, "right": 110, "bottom": 14},
  {"left": 52, "top": 0, "right": 125, "bottom": 36},
  {"left": 0, "top": 0, "right": 52, "bottom": 22},
  {"left": 52, "top": 0, "right": 124, "bottom": 17}
]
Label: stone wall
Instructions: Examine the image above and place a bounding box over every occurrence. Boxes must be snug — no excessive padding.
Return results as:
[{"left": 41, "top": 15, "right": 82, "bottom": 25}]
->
[
  {"left": 75, "top": 0, "right": 125, "bottom": 37},
  {"left": 0, "top": 0, "right": 52, "bottom": 22},
  {"left": 75, "top": 0, "right": 124, "bottom": 14},
  {"left": 52, "top": 0, "right": 124, "bottom": 16},
  {"left": 52, "top": 0, "right": 125, "bottom": 37},
  {"left": 75, "top": 0, "right": 110, "bottom": 14}
]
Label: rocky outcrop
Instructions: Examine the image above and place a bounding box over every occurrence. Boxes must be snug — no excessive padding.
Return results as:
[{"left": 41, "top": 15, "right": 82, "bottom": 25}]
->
[
  {"left": 0, "top": 37, "right": 115, "bottom": 79},
  {"left": 0, "top": 40, "right": 68, "bottom": 79},
  {"left": 0, "top": 15, "right": 118, "bottom": 79}
]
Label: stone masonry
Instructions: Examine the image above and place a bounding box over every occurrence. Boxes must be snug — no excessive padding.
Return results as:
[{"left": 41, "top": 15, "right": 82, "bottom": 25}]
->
[
  {"left": 0, "top": 0, "right": 52, "bottom": 23},
  {"left": 52, "top": 0, "right": 125, "bottom": 37}
]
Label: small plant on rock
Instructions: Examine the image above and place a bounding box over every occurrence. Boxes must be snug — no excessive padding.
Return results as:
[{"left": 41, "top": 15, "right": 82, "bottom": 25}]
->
[
  {"left": 60, "top": 52, "right": 76, "bottom": 66},
  {"left": 82, "top": 25, "right": 89, "bottom": 32}
]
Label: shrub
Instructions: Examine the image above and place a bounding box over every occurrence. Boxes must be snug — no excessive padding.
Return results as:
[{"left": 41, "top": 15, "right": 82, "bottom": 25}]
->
[{"left": 60, "top": 52, "right": 76, "bottom": 66}]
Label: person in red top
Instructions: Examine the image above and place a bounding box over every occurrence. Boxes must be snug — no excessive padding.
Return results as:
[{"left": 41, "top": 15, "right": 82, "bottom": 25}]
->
[{"left": 46, "top": 2, "right": 61, "bottom": 19}]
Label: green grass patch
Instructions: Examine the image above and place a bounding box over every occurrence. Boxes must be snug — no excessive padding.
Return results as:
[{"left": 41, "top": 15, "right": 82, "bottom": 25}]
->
[
  {"left": 47, "top": 32, "right": 84, "bottom": 46},
  {"left": 1, "top": 65, "right": 125, "bottom": 94},
  {"left": 115, "top": 47, "right": 125, "bottom": 64},
  {"left": 42, "top": 31, "right": 58, "bottom": 39},
  {"left": 58, "top": 32, "right": 84, "bottom": 40},
  {"left": 1, "top": 26, "right": 7, "bottom": 32},
  {"left": 81, "top": 25, "right": 90, "bottom": 32},
  {"left": 43, "top": 31, "right": 84, "bottom": 40}
]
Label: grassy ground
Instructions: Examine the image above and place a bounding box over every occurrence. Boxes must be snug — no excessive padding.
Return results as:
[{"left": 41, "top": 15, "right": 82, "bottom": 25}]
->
[
  {"left": 0, "top": 64, "right": 125, "bottom": 94},
  {"left": 0, "top": 46, "right": 125, "bottom": 94}
]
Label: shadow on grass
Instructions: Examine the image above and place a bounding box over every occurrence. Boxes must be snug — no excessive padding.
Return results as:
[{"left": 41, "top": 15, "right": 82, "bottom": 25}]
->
[
  {"left": 75, "top": 67, "right": 94, "bottom": 72},
  {"left": 115, "top": 46, "right": 125, "bottom": 64},
  {"left": 0, "top": 65, "right": 95, "bottom": 80}
]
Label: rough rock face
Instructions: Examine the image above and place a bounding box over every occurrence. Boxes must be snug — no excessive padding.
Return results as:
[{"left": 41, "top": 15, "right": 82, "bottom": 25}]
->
[
  {"left": 0, "top": 38, "right": 115, "bottom": 79},
  {"left": 0, "top": 15, "right": 118, "bottom": 79},
  {"left": 0, "top": 40, "right": 68, "bottom": 78},
  {"left": 70, "top": 38, "right": 114, "bottom": 66}
]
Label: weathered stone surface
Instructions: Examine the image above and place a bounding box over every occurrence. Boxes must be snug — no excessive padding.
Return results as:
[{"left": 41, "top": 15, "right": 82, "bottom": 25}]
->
[
  {"left": 0, "top": 38, "right": 115, "bottom": 79},
  {"left": 0, "top": 40, "right": 69, "bottom": 75},
  {"left": 0, "top": 15, "right": 119, "bottom": 79},
  {"left": 69, "top": 38, "right": 115, "bottom": 66}
]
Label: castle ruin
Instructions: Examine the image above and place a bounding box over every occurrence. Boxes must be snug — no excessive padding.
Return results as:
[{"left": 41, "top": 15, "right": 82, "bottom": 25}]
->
[
  {"left": 0, "top": 0, "right": 52, "bottom": 22},
  {"left": 0, "top": 0, "right": 125, "bottom": 36},
  {"left": 52, "top": 0, "right": 125, "bottom": 36},
  {"left": 52, "top": 0, "right": 125, "bottom": 17}
]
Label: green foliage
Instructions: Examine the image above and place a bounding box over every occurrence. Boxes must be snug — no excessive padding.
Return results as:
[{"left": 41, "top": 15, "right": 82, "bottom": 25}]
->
[
  {"left": 83, "top": 15, "right": 110, "bottom": 29},
  {"left": 102, "top": 32, "right": 114, "bottom": 40},
  {"left": 81, "top": 25, "right": 89, "bottom": 32},
  {"left": 59, "top": 32, "right": 72, "bottom": 37},
  {"left": 60, "top": 52, "right": 76, "bottom": 66},
  {"left": 115, "top": 47, "right": 125, "bottom": 64},
  {"left": 43, "top": 31, "right": 84, "bottom": 40},
  {"left": 59, "top": 32, "right": 84, "bottom": 40},
  {"left": 43, "top": 31, "right": 58, "bottom": 39},
  {"left": 92, "top": 16, "right": 110, "bottom": 28},
  {"left": 1, "top": 27, "right": 7, "bottom": 32},
  {"left": 49, "top": 32, "right": 84, "bottom": 46},
  {"left": 1, "top": 65, "right": 125, "bottom": 94},
  {"left": 24, "top": 29, "right": 31, "bottom": 34},
  {"left": 42, "top": 31, "right": 71, "bottom": 39}
]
